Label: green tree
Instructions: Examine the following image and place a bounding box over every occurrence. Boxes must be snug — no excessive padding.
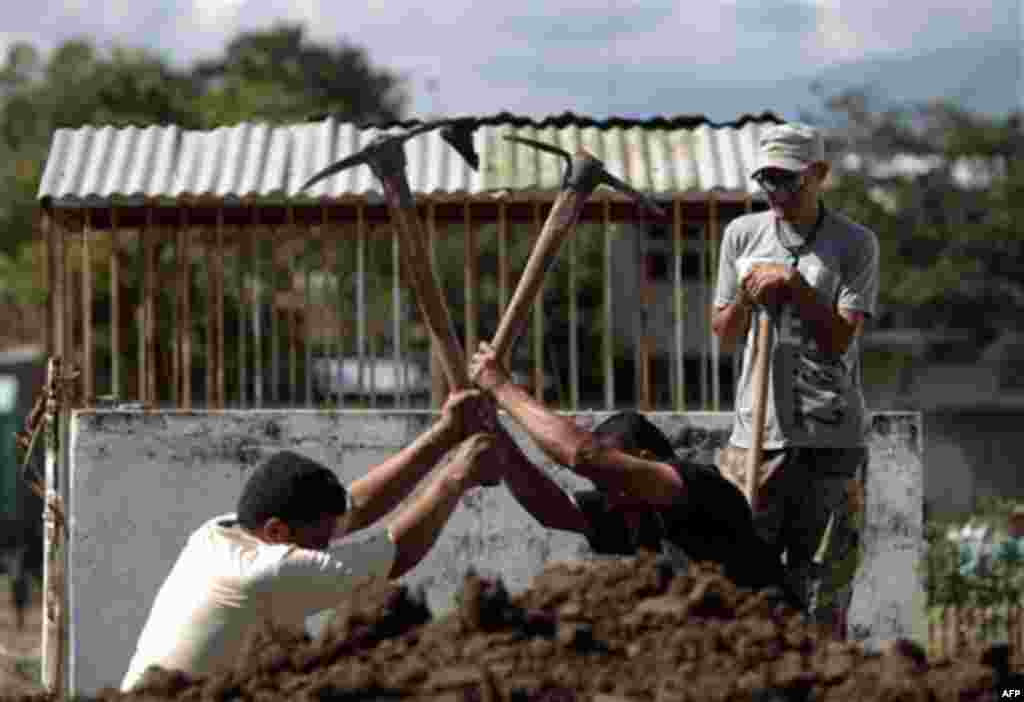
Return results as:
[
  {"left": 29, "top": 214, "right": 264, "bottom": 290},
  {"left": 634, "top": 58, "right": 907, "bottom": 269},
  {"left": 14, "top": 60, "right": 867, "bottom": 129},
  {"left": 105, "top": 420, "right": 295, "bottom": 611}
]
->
[
  {"left": 810, "top": 91, "right": 1024, "bottom": 335},
  {"left": 190, "top": 24, "right": 406, "bottom": 127}
]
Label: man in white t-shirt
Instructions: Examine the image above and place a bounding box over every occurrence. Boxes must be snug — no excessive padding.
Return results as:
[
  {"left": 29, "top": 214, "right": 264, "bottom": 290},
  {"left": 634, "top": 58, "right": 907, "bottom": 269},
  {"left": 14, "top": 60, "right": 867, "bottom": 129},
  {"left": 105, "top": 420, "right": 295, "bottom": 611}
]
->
[
  {"left": 121, "top": 390, "right": 498, "bottom": 691},
  {"left": 711, "top": 122, "right": 879, "bottom": 638}
]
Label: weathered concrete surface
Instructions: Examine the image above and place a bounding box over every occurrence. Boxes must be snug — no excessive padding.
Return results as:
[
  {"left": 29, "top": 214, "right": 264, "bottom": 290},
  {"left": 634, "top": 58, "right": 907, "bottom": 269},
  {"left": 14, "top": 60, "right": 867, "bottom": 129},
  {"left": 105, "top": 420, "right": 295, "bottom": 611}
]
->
[{"left": 67, "top": 410, "right": 922, "bottom": 696}]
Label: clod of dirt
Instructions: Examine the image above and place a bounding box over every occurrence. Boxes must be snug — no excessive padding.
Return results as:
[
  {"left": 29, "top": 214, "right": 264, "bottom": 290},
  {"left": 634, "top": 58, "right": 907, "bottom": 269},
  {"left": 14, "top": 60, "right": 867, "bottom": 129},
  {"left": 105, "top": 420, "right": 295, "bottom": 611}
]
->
[{"left": 5, "top": 554, "right": 1016, "bottom": 702}]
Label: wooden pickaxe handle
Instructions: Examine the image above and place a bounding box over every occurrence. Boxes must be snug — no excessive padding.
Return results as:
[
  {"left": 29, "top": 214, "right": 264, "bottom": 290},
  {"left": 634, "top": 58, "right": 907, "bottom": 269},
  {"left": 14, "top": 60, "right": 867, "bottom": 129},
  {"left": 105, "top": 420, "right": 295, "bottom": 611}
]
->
[
  {"left": 488, "top": 141, "right": 664, "bottom": 362},
  {"left": 744, "top": 310, "right": 774, "bottom": 507},
  {"left": 490, "top": 189, "right": 589, "bottom": 360},
  {"left": 380, "top": 178, "right": 471, "bottom": 392}
]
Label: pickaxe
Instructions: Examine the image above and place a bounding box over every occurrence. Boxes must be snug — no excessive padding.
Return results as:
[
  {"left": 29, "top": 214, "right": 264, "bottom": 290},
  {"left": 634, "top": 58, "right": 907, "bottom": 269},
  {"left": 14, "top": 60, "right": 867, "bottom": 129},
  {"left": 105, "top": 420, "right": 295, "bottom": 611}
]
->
[
  {"left": 744, "top": 307, "right": 774, "bottom": 509},
  {"left": 300, "top": 119, "right": 479, "bottom": 393},
  {"left": 489, "top": 136, "right": 666, "bottom": 362}
]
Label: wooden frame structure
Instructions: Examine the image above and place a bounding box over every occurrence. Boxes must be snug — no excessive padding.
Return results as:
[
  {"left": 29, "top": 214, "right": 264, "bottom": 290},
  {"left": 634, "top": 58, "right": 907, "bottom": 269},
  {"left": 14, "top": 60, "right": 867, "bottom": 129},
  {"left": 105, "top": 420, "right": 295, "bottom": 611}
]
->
[{"left": 41, "top": 194, "right": 761, "bottom": 412}]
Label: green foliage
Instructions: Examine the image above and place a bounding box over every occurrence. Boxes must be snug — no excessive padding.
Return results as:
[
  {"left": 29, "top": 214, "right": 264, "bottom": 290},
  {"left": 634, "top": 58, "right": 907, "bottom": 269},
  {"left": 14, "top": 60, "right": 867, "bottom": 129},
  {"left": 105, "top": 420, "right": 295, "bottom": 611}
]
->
[
  {"left": 0, "top": 26, "right": 408, "bottom": 304},
  {"left": 924, "top": 497, "right": 1024, "bottom": 641},
  {"left": 812, "top": 92, "right": 1024, "bottom": 332}
]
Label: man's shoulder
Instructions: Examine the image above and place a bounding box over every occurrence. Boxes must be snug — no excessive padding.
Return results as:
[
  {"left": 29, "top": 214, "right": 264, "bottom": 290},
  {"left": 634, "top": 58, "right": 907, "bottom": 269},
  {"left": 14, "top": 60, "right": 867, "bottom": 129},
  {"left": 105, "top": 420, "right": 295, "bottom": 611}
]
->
[{"left": 725, "top": 210, "right": 775, "bottom": 235}]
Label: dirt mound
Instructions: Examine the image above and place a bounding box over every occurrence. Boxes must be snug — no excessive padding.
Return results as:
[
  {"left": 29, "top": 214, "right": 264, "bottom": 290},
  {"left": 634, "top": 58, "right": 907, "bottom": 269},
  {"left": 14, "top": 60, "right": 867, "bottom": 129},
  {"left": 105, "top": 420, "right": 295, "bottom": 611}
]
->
[{"left": 4, "top": 554, "right": 1010, "bottom": 701}]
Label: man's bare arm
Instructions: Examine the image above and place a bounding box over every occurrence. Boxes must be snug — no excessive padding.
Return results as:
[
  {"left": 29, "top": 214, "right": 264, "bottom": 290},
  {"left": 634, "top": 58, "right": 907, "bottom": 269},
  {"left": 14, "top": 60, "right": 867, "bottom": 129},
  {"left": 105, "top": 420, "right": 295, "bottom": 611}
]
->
[
  {"left": 496, "top": 429, "right": 590, "bottom": 534},
  {"left": 711, "top": 298, "right": 753, "bottom": 353},
  {"left": 341, "top": 390, "right": 487, "bottom": 536}
]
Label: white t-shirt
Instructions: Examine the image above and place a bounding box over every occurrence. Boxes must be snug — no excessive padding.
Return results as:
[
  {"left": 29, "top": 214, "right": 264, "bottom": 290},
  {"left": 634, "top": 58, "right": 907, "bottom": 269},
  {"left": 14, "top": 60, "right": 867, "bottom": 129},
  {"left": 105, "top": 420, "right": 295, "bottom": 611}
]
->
[
  {"left": 713, "top": 207, "right": 880, "bottom": 449},
  {"left": 121, "top": 513, "right": 396, "bottom": 691}
]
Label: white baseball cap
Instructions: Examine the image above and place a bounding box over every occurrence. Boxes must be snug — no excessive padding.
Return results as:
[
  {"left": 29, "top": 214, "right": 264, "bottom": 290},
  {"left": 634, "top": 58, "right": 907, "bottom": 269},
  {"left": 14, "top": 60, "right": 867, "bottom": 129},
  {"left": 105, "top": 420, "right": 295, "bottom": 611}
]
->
[{"left": 753, "top": 122, "right": 826, "bottom": 176}]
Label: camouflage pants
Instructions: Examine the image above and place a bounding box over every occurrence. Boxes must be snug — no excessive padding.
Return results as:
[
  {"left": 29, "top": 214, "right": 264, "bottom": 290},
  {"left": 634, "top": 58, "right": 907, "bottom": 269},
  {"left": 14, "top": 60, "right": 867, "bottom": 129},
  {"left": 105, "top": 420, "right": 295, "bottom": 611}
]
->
[{"left": 750, "top": 447, "right": 867, "bottom": 636}]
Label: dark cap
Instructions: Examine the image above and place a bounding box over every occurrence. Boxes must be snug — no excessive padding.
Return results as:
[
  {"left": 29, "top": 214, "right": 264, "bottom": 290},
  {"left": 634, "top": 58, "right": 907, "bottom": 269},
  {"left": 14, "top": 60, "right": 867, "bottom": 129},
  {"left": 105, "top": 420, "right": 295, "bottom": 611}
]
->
[
  {"left": 237, "top": 451, "right": 348, "bottom": 531},
  {"left": 592, "top": 411, "right": 676, "bottom": 461}
]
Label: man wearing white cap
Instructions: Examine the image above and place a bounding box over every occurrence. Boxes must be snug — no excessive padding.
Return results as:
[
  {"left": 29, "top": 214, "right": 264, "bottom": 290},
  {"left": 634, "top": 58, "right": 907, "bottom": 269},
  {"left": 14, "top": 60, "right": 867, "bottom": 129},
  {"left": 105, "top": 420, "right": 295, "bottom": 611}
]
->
[{"left": 711, "top": 122, "right": 880, "bottom": 638}]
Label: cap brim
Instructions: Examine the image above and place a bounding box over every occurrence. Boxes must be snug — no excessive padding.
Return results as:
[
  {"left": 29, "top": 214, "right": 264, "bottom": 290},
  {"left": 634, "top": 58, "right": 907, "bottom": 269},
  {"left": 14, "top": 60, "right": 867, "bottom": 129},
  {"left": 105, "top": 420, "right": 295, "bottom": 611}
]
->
[{"left": 752, "top": 156, "right": 810, "bottom": 177}]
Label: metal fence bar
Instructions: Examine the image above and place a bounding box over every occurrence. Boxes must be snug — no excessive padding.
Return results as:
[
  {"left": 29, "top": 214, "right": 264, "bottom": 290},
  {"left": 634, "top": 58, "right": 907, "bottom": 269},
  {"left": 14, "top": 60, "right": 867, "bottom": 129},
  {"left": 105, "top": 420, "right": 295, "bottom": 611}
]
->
[
  {"left": 392, "top": 226, "right": 405, "bottom": 408},
  {"left": 215, "top": 210, "right": 226, "bottom": 409},
  {"left": 568, "top": 225, "right": 579, "bottom": 411},
  {"left": 699, "top": 220, "right": 708, "bottom": 410},
  {"left": 305, "top": 218, "right": 315, "bottom": 409},
  {"left": 603, "top": 199, "right": 614, "bottom": 410},
  {"left": 428, "top": 203, "right": 444, "bottom": 408},
  {"left": 252, "top": 213, "right": 264, "bottom": 408},
  {"left": 181, "top": 212, "right": 192, "bottom": 410},
  {"left": 710, "top": 193, "right": 720, "bottom": 412},
  {"left": 269, "top": 225, "right": 279, "bottom": 407},
  {"left": 237, "top": 222, "right": 249, "bottom": 409},
  {"left": 356, "top": 208, "right": 368, "bottom": 406},
  {"left": 673, "top": 198, "right": 686, "bottom": 411},
  {"left": 171, "top": 222, "right": 180, "bottom": 407},
  {"left": 144, "top": 210, "right": 157, "bottom": 405},
  {"left": 109, "top": 210, "right": 121, "bottom": 401},
  {"left": 532, "top": 202, "right": 545, "bottom": 402},
  {"left": 638, "top": 219, "right": 652, "bottom": 411},
  {"left": 334, "top": 224, "right": 345, "bottom": 407}
]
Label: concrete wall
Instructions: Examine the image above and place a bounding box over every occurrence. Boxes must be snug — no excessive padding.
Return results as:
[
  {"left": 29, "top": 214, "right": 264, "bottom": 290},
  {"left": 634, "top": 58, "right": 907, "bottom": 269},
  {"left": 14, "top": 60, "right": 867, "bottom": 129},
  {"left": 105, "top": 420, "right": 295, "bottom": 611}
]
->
[{"left": 67, "top": 410, "right": 923, "bottom": 696}]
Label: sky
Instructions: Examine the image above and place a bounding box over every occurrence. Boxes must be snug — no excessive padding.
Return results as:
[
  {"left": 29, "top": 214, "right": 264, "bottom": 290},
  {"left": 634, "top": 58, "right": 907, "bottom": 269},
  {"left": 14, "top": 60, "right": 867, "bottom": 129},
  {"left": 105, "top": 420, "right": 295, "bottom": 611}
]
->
[{"left": 3, "top": 0, "right": 1020, "bottom": 121}]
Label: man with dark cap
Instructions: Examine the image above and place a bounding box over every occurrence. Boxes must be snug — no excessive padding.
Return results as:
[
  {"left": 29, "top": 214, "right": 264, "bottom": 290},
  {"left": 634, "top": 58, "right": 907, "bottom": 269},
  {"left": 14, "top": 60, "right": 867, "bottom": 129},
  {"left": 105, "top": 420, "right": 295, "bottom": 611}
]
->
[
  {"left": 711, "top": 122, "right": 879, "bottom": 637},
  {"left": 469, "top": 342, "right": 795, "bottom": 604},
  {"left": 121, "top": 390, "right": 497, "bottom": 690}
]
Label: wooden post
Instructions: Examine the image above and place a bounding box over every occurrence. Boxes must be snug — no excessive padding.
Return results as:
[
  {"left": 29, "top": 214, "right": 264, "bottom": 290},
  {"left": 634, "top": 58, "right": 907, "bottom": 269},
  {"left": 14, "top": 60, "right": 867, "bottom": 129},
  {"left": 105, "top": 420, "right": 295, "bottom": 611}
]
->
[
  {"left": 464, "top": 203, "right": 478, "bottom": 358},
  {"left": 603, "top": 199, "right": 614, "bottom": 410},
  {"left": 568, "top": 223, "right": 579, "bottom": 411},
  {"left": 532, "top": 202, "right": 544, "bottom": 402},
  {"left": 41, "top": 212, "right": 51, "bottom": 358},
  {"left": 64, "top": 223, "right": 75, "bottom": 389},
  {"left": 498, "top": 200, "right": 512, "bottom": 371},
  {"left": 498, "top": 201, "right": 509, "bottom": 315},
  {"left": 673, "top": 198, "right": 686, "bottom": 411},
  {"left": 110, "top": 210, "right": 121, "bottom": 401},
  {"left": 82, "top": 213, "right": 94, "bottom": 405},
  {"left": 41, "top": 357, "right": 66, "bottom": 695},
  {"left": 46, "top": 212, "right": 64, "bottom": 362}
]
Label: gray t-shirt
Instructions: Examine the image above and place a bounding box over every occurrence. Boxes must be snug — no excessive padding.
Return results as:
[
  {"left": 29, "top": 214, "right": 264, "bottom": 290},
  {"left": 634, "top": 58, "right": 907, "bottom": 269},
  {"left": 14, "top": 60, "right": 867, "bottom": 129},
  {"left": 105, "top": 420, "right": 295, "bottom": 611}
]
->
[{"left": 714, "top": 207, "right": 879, "bottom": 450}]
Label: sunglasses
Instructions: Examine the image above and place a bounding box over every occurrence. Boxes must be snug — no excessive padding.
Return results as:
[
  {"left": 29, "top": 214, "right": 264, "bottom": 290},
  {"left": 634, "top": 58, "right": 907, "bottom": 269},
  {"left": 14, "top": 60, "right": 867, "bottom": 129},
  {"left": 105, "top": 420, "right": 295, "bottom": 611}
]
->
[{"left": 754, "top": 170, "right": 809, "bottom": 197}]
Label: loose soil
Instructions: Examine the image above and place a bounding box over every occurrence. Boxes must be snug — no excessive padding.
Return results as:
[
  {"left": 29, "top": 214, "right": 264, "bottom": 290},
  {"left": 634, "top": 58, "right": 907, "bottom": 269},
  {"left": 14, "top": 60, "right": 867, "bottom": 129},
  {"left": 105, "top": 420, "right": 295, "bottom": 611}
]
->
[{"left": 4, "top": 554, "right": 1015, "bottom": 702}]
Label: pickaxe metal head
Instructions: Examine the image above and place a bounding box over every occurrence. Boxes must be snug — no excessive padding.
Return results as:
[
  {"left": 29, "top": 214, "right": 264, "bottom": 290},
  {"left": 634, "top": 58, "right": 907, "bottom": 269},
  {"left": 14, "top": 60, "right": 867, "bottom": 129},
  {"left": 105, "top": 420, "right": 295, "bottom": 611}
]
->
[
  {"left": 503, "top": 136, "right": 666, "bottom": 218},
  {"left": 300, "top": 117, "right": 480, "bottom": 192}
]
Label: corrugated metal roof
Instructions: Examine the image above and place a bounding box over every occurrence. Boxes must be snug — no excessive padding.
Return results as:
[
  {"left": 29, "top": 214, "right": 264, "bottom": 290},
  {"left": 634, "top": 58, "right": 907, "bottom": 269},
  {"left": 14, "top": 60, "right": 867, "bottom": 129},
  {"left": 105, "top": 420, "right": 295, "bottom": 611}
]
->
[{"left": 38, "top": 113, "right": 782, "bottom": 206}]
